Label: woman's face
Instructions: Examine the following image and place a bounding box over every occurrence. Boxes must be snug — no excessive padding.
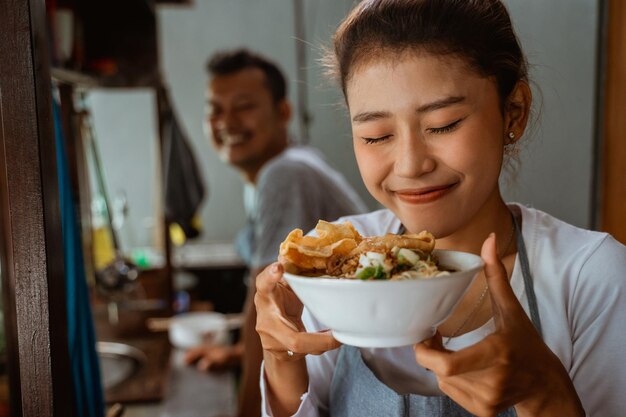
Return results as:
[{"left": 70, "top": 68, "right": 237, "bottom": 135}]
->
[{"left": 346, "top": 52, "right": 508, "bottom": 238}]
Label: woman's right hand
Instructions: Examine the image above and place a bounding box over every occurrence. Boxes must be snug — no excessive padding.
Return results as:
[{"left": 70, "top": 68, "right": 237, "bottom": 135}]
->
[
  {"left": 255, "top": 262, "right": 341, "bottom": 360},
  {"left": 255, "top": 262, "right": 340, "bottom": 417}
]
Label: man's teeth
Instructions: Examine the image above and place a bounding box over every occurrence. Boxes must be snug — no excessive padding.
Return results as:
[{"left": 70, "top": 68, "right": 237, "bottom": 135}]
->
[{"left": 222, "top": 133, "right": 247, "bottom": 146}]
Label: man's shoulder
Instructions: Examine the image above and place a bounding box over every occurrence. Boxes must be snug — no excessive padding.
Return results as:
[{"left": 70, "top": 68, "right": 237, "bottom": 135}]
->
[
  {"left": 260, "top": 146, "right": 327, "bottom": 178},
  {"left": 256, "top": 146, "right": 360, "bottom": 201},
  {"left": 254, "top": 152, "right": 309, "bottom": 196}
]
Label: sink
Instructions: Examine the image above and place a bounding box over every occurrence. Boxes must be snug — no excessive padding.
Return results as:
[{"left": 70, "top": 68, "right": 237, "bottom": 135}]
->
[{"left": 97, "top": 341, "right": 147, "bottom": 390}]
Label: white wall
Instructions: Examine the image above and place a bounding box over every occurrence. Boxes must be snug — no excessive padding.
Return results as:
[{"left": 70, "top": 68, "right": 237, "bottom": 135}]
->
[
  {"left": 89, "top": 0, "right": 598, "bottom": 251},
  {"left": 86, "top": 89, "right": 161, "bottom": 251},
  {"left": 502, "top": 0, "right": 598, "bottom": 228}
]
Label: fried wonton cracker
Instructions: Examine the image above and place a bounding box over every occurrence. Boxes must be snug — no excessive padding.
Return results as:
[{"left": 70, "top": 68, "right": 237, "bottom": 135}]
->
[
  {"left": 279, "top": 220, "right": 437, "bottom": 276},
  {"left": 324, "top": 230, "right": 436, "bottom": 276},
  {"left": 349, "top": 231, "right": 435, "bottom": 256},
  {"left": 279, "top": 221, "right": 362, "bottom": 271}
]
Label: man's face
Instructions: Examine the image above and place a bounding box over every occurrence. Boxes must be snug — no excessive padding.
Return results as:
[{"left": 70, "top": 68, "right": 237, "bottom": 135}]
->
[{"left": 206, "top": 68, "right": 289, "bottom": 176}]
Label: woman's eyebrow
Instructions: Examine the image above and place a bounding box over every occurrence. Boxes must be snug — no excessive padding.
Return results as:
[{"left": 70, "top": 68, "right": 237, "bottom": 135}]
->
[
  {"left": 352, "top": 110, "right": 391, "bottom": 124},
  {"left": 417, "top": 96, "right": 466, "bottom": 113},
  {"left": 352, "top": 96, "right": 466, "bottom": 123}
]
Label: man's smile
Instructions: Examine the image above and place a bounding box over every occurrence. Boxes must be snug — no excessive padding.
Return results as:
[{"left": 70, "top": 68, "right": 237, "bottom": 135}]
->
[{"left": 218, "top": 131, "right": 251, "bottom": 146}]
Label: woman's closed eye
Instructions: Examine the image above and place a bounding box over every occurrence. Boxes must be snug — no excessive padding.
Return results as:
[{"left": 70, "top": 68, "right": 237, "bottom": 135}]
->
[
  {"left": 427, "top": 118, "right": 464, "bottom": 134},
  {"left": 362, "top": 134, "right": 392, "bottom": 144}
]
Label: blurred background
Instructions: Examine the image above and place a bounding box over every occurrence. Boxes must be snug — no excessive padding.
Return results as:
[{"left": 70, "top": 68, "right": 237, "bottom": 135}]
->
[{"left": 78, "top": 0, "right": 601, "bottom": 253}]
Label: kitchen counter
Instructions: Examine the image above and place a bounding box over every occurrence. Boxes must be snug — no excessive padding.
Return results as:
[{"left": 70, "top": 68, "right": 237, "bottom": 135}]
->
[
  {"left": 173, "top": 242, "right": 245, "bottom": 269},
  {"left": 121, "top": 349, "right": 237, "bottom": 417},
  {"left": 94, "top": 302, "right": 237, "bottom": 416},
  {"left": 128, "top": 243, "right": 246, "bottom": 270},
  {"left": 93, "top": 252, "right": 242, "bottom": 416}
]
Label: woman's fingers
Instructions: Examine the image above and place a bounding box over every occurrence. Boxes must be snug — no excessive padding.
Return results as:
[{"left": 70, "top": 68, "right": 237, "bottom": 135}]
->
[
  {"left": 275, "top": 281, "right": 305, "bottom": 320},
  {"left": 415, "top": 334, "right": 500, "bottom": 376},
  {"left": 417, "top": 340, "right": 516, "bottom": 416},
  {"left": 261, "top": 325, "right": 341, "bottom": 357},
  {"left": 436, "top": 378, "right": 493, "bottom": 417},
  {"left": 421, "top": 330, "right": 445, "bottom": 350},
  {"left": 281, "top": 330, "right": 342, "bottom": 355},
  {"left": 258, "top": 298, "right": 340, "bottom": 356},
  {"left": 277, "top": 309, "right": 303, "bottom": 332},
  {"left": 255, "top": 262, "right": 340, "bottom": 358},
  {"left": 256, "top": 262, "right": 284, "bottom": 294},
  {"left": 440, "top": 377, "right": 503, "bottom": 417},
  {"left": 268, "top": 319, "right": 341, "bottom": 355}
]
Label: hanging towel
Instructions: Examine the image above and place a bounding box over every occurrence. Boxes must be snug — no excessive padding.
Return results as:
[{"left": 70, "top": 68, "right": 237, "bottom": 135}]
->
[
  {"left": 158, "top": 85, "right": 206, "bottom": 239},
  {"left": 53, "top": 96, "right": 105, "bottom": 417}
]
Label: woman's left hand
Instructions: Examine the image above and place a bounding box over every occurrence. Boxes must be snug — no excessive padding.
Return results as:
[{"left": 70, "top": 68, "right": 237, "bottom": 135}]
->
[{"left": 414, "top": 234, "right": 585, "bottom": 417}]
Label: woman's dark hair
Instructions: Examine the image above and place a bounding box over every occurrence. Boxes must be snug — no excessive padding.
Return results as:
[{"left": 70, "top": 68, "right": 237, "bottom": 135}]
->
[
  {"left": 206, "top": 48, "right": 287, "bottom": 103},
  {"left": 330, "top": 0, "right": 528, "bottom": 106}
]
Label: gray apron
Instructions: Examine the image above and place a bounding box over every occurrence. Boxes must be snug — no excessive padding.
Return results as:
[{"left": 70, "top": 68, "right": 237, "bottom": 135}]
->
[{"left": 329, "top": 214, "right": 542, "bottom": 417}]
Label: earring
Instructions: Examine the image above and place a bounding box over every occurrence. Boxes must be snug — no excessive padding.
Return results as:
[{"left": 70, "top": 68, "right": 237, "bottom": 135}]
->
[{"left": 505, "top": 132, "right": 519, "bottom": 158}]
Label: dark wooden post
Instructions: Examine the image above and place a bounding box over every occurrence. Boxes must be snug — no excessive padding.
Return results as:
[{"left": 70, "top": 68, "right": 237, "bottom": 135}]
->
[
  {"left": 598, "top": 0, "right": 626, "bottom": 243},
  {"left": 0, "top": 0, "right": 75, "bottom": 416}
]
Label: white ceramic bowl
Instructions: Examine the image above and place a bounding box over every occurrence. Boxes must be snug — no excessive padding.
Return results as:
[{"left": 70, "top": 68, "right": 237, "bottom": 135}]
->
[
  {"left": 168, "top": 312, "right": 229, "bottom": 349},
  {"left": 283, "top": 250, "right": 484, "bottom": 348}
]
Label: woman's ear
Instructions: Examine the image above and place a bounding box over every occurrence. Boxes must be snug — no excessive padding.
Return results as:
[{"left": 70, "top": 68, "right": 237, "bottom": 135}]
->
[{"left": 503, "top": 80, "right": 532, "bottom": 142}]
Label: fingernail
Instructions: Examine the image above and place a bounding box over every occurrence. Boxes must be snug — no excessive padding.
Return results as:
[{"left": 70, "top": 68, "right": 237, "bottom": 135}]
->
[{"left": 271, "top": 263, "right": 280, "bottom": 274}]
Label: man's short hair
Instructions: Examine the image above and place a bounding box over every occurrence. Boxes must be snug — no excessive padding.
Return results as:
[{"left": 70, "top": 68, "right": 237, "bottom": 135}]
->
[{"left": 206, "top": 49, "right": 287, "bottom": 103}]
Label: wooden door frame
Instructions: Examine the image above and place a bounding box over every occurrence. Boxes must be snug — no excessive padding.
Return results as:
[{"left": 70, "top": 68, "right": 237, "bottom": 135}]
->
[
  {"left": 596, "top": 0, "right": 626, "bottom": 242},
  {"left": 0, "top": 0, "right": 75, "bottom": 415}
]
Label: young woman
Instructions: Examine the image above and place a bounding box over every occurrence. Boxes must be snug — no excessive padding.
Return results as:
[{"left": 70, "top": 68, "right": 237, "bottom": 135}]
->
[{"left": 254, "top": 1, "right": 626, "bottom": 416}]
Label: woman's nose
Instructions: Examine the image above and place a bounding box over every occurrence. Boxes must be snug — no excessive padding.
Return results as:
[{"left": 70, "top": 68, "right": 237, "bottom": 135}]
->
[{"left": 393, "top": 134, "right": 436, "bottom": 178}]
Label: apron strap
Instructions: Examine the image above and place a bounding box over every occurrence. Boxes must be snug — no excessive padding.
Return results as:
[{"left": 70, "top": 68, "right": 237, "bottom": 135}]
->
[{"left": 512, "top": 213, "right": 543, "bottom": 336}]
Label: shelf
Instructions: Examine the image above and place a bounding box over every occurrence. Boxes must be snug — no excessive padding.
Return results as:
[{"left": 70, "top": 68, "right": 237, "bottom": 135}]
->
[
  {"left": 51, "top": 67, "right": 160, "bottom": 90},
  {"left": 51, "top": 67, "right": 100, "bottom": 89}
]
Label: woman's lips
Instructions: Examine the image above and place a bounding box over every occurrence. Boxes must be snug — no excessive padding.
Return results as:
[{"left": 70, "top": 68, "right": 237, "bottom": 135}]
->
[{"left": 394, "top": 183, "right": 458, "bottom": 204}]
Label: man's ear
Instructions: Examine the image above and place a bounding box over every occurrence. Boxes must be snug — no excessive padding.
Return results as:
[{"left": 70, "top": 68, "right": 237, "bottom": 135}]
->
[
  {"left": 277, "top": 99, "right": 292, "bottom": 126},
  {"left": 503, "top": 80, "right": 532, "bottom": 142}
]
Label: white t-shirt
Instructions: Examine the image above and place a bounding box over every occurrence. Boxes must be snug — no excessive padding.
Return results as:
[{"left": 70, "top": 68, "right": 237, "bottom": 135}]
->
[{"left": 261, "top": 203, "right": 626, "bottom": 417}]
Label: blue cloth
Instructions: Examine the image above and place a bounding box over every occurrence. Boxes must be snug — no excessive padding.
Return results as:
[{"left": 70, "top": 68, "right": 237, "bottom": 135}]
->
[{"left": 53, "top": 97, "right": 105, "bottom": 417}]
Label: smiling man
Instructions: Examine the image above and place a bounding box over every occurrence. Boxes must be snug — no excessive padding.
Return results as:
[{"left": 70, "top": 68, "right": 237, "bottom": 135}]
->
[{"left": 185, "top": 49, "right": 367, "bottom": 417}]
